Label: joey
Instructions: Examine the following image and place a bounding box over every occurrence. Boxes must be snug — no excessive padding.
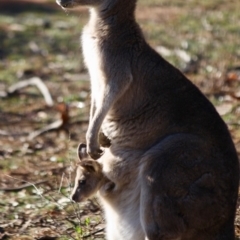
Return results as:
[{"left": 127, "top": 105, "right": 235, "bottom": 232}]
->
[{"left": 71, "top": 143, "right": 114, "bottom": 202}]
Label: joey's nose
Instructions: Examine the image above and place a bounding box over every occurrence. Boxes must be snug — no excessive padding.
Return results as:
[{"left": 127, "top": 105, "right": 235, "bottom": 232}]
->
[{"left": 71, "top": 193, "right": 77, "bottom": 202}]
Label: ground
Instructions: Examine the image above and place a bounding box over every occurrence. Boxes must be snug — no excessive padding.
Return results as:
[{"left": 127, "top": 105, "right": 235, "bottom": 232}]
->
[{"left": 0, "top": 0, "right": 240, "bottom": 239}]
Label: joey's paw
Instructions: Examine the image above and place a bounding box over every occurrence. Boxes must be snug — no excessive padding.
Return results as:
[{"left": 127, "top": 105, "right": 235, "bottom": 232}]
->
[{"left": 87, "top": 146, "right": 104, "bottom": 160}]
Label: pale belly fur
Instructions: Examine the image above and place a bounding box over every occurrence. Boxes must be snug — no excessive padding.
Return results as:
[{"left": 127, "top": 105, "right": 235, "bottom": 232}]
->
[{"left": 82, "top": 28, "right": 106, "bottom": 109}]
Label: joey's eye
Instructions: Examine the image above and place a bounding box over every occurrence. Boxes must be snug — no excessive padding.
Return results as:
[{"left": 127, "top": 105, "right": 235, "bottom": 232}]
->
[{"left": 79, "top": 179, "right": 86, "bottom": 185}]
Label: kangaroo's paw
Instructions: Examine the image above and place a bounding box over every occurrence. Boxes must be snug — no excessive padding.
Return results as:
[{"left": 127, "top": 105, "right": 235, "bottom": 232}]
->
[
  {"left": 88, "top": 148, "right": 103, "bottom": 160},
  {"left": 86, "top": 129, "right": 104, "bottom": 159},
  {"left": 87, "top": 144, "right": 104, "bottom": 160}
]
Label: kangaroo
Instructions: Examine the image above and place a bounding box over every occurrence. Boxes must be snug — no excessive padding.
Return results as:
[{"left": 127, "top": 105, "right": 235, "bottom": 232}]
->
[
  {"left": 71, "top": 143, "right": 115, "bottom": 202},
  {"left": 57, "top": 0, "right": 239, "bottom": 239}
]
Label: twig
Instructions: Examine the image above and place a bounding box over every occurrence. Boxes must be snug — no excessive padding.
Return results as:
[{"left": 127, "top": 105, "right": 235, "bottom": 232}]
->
[
  {"left": 27, "top": 102, "right": 71, "bottom": 140},
  {"left": 0, "top": 130, "right": 9, "bottom": 136},
  {"left": 0, "top": 129, "right": 27, "bottom": 137},
  {"left": 58, "top": 172, "right": 65, "bottom": 193},
  {"left": 19, "top": 219, "right": 32, "bottom": 233},
  {"left": 7, "top": 77, "right": 54, "bottom": 106},
  {"left": 82, "top": 228, "right": 105, "bottom": 238},
  {"left": 27, "top": 119, "right": 63, "bottom": 140},
  {"left": 227, "top": 122, "right": 240, "bottom": 127},
  {"left": 65, "top": 218, "right": 78, "bottom": 227},
  {"left": 0, "top": 179, "right": 48, "bottom": 192}
]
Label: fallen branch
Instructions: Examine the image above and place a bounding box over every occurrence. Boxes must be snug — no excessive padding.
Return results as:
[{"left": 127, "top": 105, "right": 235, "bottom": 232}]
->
[
  {"left": 6, "top": 77, "right": 54, "bottom": 107},
  {"left": 0, "top": 130, "right": 10, "bottom": 136},
  {"left": 82, "top": 228, "right": 105, "bottom": 238},
  {"left": 27, "top": 119, "right": 64, "bottom": 140},
  {"left": 0, "top": 119, "right": 88, "bottom": 139},
  {"left": 19, "top": 219, "right": 32, "bottom": 233},
  {"left": 1, "top": 78, "right": 88, "bottom": 140},
  {"left": 0, "top": 179, "right": 48, "bottom": 192}
]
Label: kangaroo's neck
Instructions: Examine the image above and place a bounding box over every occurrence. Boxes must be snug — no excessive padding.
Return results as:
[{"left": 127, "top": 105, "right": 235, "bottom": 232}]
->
[{"left": 87, "top": 1, "right": 137, "bottom": 36}]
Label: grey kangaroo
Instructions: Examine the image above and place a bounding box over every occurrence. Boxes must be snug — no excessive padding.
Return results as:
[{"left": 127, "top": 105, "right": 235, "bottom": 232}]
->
[{"left": 57, "top": 0, "right": 239, "bottom": 239}]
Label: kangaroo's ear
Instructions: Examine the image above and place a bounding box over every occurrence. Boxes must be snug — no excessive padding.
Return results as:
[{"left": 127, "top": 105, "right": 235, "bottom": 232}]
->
[
  {"left": 77, "top": 143, "right": 88, "bottom": 161},
  {"left": 80, "top": 160, "right": 102, "bottom": 173}
]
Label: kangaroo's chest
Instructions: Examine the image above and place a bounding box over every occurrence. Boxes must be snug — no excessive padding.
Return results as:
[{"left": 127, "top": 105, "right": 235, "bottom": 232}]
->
[{"left": 82, "top": 29, "right": 105, "bottom": 104}]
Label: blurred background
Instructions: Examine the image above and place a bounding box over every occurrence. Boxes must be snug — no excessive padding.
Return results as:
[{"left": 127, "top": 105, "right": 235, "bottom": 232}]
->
[{"left": 0, "top": 0, "right": 240, "bottom": 239}]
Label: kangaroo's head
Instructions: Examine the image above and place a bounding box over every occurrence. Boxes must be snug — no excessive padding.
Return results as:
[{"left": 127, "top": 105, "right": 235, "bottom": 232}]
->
[
  {"left": 56, "top": 0, "right": 102, "bottom": 8},
  {"left": 56, "top": 0, "right": 137, "bottom": 13}
]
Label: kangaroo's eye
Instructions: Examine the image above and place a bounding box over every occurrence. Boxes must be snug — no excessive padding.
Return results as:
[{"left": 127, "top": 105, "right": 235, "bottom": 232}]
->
[{"left": 79, "top": 179, "right": 86, "bottom": 185}]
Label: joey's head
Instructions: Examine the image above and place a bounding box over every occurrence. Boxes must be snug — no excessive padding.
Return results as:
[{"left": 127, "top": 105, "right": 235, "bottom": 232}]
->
[
  {"left": 71, "top": 143, "right": 103, "bottom": 202},
  {"left": 71, "top": 143, "right": 115, "bottom": 202},
  {"left": 71, "top": 159, "right": 103, "bottom": 202}
]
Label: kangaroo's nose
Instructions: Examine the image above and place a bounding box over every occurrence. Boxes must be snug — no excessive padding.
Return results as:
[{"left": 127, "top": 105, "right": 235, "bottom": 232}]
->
[{"left": 56, "top": 0, "right": 72, "bottom": 8}]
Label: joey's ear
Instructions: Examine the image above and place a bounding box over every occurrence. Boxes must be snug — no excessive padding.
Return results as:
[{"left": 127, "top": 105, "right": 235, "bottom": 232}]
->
[
  {"left": 80, "top": 160, "right": 102, "bottom": 173},
  {"left": 77, "top": 143, "right": 88, "bottom": 161}
]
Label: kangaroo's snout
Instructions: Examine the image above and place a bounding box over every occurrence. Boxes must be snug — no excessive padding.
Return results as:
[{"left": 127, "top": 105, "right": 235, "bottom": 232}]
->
[{"left": 56, "top": 0, "right": 73, "bottom": 8}]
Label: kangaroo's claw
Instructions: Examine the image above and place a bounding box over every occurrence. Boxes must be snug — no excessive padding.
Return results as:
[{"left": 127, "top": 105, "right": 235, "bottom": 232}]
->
[{"left": 88, "top": 147, "right": 104, "bottom": 160}]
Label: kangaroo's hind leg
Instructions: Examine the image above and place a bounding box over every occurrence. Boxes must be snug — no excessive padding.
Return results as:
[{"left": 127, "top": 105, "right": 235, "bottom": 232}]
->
[{"left": 139, "top": 133, "right": 237, "bottom": 240}]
